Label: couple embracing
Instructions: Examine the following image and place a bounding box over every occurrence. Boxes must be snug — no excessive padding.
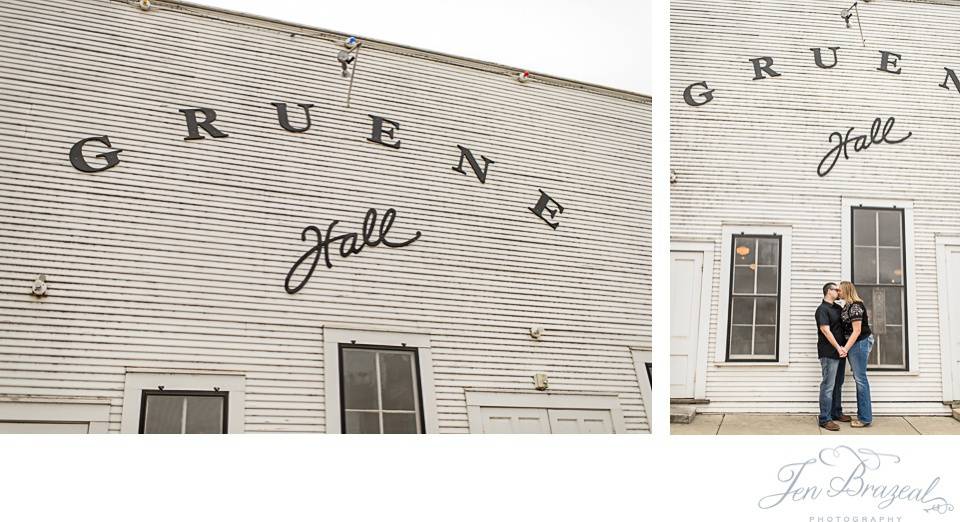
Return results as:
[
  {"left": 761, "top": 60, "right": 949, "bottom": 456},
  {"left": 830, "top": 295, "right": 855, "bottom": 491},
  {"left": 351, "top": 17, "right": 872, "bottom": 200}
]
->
[{"left": 815, "top": 281, "right": 874, "bottom": 431}]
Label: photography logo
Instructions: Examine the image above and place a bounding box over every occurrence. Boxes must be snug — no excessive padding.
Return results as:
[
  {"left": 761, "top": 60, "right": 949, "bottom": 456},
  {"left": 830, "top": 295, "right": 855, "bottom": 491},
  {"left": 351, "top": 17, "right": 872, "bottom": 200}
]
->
[{"left": 757, "top": 446, "right": 954, "bottom": 518}]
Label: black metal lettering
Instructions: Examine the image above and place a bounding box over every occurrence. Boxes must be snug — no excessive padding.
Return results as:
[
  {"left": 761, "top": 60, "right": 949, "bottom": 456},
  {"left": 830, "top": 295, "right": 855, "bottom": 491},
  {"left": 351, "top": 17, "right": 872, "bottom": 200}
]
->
[
  {"left": 940, "top": 67, "right": 960, "bottom": 93},
  {"left": 682, "top": 81, "right": 715, "bottom": 107},
  {"left": 367, "top": 115, "right": 401, "bottom": 149},
  {"left": 811, "top": 47, "right": 840, "bottom": 69},
  {"left": 284, "top": 208, "right": 421, "bottom": 294},
  {"left": 451, "top": 145, "right": 494, "bottom": 184},
  {"left": 817, "top": 116, "right": 912, "bottom": 177},
  {"left": 528, "top": 189, "right": 564, "bottom": 230},
  {"left": 272, "top": 102, "right": 314, "bottom": 132},
  {"left": 179, "top": 108, "right": 229, "bottom": 140},
  {"left": 69, "top": 136, "right": 122, "bottom": 173},
  {"left": 877, "top": 51, "right": 902, "bottom": 75},
  {"left": 749, "top": 57, "right": 781, "bottom": 80}
]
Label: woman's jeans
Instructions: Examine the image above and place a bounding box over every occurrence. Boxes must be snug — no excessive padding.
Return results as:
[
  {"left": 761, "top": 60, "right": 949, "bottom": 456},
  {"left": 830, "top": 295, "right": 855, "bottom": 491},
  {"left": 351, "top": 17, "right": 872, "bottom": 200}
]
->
[{"left": 847, "top": 334, "right": 875, "bottom": 424}]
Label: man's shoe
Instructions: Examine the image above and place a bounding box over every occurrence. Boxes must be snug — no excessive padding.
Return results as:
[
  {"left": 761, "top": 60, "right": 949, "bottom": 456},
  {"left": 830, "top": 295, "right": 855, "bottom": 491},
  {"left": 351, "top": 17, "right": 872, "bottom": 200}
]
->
[
  {"left": 820, "top": 421, "right": 840, "bottom": 431},
  {"left": 851, "top": 419, "right": 870, "bottom": 428},
  {"left": 834, "top": 414, "right": 852, "bottom": 422}
]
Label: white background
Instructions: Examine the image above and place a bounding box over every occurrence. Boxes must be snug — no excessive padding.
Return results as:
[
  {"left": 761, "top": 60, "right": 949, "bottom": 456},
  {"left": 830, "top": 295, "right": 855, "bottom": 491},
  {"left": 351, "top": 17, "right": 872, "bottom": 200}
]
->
[
  {"left": 0, "top": 437, "right": 956, "bottom": 521},
  {"left": 2, "top": 1, "right": 959, "bottom": 520},
  {"left": 188, "top": 0, "right": 651, "bottom": 94}
]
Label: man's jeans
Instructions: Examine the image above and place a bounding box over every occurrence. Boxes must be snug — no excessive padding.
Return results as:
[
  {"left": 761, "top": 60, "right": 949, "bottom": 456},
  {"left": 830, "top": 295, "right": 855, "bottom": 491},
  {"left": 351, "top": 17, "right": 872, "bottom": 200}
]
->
[
  {"left": 819, "top": 356, "right": 846, "bottom": 425},
  {"left": 847, "top": 334, "right": 875, "bottom": 424}
]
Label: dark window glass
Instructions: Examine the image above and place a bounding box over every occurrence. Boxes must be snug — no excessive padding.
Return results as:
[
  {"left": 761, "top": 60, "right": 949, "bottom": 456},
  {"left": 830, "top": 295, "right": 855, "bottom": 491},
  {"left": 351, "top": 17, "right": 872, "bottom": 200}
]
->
[
  {"left": 726, "top": 235, "right": 781, "bottom": 361},
  {"left": 140, "top": 391, "right": 227, "bottom": 434},
  {"left": 343, "top": 349, "right": 378, "bottom": 410},
  {"left": 341, "top": 346, "right": 423, "bottom": 434},
  {"left": 382, "top": 412, "right": 418, "bottom": 434},
  {"left": 851, "top": 208, "right": 907, "bottom": 370}
]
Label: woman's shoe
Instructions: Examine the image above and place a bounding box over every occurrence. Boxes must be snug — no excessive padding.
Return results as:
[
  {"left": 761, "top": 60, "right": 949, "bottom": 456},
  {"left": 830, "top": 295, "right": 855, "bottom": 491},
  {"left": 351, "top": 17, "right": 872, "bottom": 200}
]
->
[{"left": 851, "top": 419, "right": 870, "bottom": 428}]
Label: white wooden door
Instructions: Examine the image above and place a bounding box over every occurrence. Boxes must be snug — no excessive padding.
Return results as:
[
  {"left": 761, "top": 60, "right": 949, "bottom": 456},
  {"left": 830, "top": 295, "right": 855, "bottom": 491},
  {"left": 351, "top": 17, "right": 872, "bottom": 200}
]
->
[
  {"left": 942, "top": 245, "right": 960, "bottom": 400},
  {"left": 671, "top": 250, "right": 704, "bottom": 398},
  {"left": 478, "top": 407, "right": 615, "bottom": 433},
  {"left": 0, "top": 422, "right": 90, "bottom": 433}
]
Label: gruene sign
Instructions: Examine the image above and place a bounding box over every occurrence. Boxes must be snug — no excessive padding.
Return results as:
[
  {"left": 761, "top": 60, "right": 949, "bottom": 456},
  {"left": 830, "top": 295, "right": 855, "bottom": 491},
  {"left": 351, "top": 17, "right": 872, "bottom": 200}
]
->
[
  {"left": 67, "top": 103, "right": 567, "bottom": 294},
  {"left": 679, "top": 48, "right": 960, "bottom": 177}
]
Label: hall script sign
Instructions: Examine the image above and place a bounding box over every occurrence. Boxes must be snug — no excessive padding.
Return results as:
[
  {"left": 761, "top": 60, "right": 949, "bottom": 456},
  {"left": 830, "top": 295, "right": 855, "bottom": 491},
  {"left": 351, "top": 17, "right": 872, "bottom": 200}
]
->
[
  {"left": 67, "top": 104, "right": 566, "bottom": 294},
  {"left": 678, "top": 47, "right": 948, "bottom": 176}
]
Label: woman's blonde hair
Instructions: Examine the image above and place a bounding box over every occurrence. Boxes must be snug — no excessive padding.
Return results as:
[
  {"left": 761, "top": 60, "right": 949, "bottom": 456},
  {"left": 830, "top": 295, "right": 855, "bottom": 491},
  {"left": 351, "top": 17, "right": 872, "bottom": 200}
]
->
[{"left": 839, "top": 281, "right": 863, "bottom": 304}]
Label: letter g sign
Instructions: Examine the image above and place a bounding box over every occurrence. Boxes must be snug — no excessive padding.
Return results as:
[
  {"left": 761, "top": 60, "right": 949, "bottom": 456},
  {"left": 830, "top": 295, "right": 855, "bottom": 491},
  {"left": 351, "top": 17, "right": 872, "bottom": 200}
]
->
[
  {"left": 69, "top": 136, "right": 123, "bottom": 173},
  {"left": 683, "top": 81, "right": 715, "bottom": 107}
]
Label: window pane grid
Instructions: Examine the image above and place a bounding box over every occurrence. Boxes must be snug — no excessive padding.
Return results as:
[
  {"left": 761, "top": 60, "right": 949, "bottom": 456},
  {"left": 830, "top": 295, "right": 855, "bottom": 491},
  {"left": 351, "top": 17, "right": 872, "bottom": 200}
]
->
[
  {"left": 341, "top": 347, "right": 423, "bottom": 434},
  {"left": 727, "top": 235, "right": 781, "bottom": 361},
  {"left": 851, "top": 208, "right": 907, "bottom": 370}
]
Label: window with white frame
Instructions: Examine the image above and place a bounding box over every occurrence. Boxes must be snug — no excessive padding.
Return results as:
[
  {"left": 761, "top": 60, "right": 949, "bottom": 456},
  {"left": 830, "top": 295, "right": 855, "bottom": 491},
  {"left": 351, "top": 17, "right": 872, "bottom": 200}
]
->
[
  {"left": 120, "top": 373, "right": 245, "bottom": 434},
  {"left": 851, "top": 207, "right": 908, "bottom": 370},
  {"left": 140, "top": 390, "right": 228, "bottom": 434},
  {"left": 340, "top": 345, "right": 424, "bottom": 434},
  {"left": 726, "top": 234, "right": 782, "bottom": 361}
]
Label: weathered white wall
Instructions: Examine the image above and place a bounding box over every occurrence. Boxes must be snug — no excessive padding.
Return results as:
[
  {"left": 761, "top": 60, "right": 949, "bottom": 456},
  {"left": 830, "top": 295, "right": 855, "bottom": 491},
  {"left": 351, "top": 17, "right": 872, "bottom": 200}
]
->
[
  {"left": 0, "top": 0, "right": 651, "bottom": 431},
  {"left": 671, "top": 0, "right": 959, "bottom": 414}
]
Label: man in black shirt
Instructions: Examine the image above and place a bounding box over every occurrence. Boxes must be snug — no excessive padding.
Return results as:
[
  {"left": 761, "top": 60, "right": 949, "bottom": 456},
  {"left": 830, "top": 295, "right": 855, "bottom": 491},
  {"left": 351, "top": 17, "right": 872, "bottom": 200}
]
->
[{"left": 815, "top": 282, "right": 849, "bottom": 431}]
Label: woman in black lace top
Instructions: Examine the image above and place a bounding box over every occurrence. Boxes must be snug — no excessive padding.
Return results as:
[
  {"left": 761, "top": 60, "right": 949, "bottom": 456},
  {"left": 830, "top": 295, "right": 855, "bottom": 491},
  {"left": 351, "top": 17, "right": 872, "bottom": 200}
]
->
[{"left": 838, "top": 281, "right": 875, "bottom": 428}]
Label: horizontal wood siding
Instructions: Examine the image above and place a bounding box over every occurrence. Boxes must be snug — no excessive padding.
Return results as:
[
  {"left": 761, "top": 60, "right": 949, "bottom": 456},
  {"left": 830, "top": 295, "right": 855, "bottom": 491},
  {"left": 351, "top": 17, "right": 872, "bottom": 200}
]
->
[
  {"left": 0, "top": 0, "right": 651, "bottom": 432},
  {"left": 671, "top": 0, "right": 956, "bottom": 414}
]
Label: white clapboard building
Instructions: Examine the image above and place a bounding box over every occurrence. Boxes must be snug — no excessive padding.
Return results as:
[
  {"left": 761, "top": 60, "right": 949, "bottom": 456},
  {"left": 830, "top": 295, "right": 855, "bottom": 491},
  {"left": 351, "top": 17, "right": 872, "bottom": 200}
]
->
[
  {"left": 0, "top": 0, "right": 651, "bottom": 433},
  {"left": 671, "top": 0, "right": 960, "bottom": 417}
]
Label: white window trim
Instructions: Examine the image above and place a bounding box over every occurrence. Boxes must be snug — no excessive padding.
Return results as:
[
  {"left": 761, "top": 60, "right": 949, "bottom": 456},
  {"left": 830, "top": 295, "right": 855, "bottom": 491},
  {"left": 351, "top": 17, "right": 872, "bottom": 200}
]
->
[
  {"left": 840, "top": 198, "right": 918, "bottom": 374},
  {"left": 630, "top": 347, "right": 653, "bottom": 430},
  {"left": 464, "top": 390, "right": 627, "bottom": 433},
  {"left": 120, "top": 372, "right": 246, "bottom": 433},
  {"left": 0, "top": 399, "right": 110, "bottom": 433},
  {"left": 671, "top": 241, "right": 715, "bottom": 398},
  {"left": 324, "top": 326, "right": 439, "bottom": 434},
  {"left": 715, "top": 225, "right": 792, "bottom": 365}
]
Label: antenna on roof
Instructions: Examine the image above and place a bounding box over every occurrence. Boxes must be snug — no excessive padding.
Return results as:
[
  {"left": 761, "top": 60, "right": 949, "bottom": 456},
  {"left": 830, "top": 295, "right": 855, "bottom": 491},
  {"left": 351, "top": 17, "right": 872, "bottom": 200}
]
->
[
  {"left": 338, "top": 37, "right": 363, "bottom": 108},
  {"left": 840, "top": 1, "right": 866, "bottom": 47}
]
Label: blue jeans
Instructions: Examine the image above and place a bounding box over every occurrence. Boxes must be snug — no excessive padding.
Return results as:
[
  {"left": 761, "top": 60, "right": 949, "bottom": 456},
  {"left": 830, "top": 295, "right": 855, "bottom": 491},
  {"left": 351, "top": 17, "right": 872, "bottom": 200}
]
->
[
  {"left": 846, "top": 335, "right": 875, "bottom": 424},
  {"left": 819, "top": 357, "right": 843, "bottom": 424}
]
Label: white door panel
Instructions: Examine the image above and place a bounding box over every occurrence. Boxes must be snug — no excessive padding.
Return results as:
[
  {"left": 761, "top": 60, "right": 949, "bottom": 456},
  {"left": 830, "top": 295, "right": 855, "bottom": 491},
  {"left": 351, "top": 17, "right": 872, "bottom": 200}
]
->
[
  {"left": 479, "top": 407, "right": 550, "bottom": 434},
  {"left": 548, "top": 409, "right": 614, "bottom": 434}
]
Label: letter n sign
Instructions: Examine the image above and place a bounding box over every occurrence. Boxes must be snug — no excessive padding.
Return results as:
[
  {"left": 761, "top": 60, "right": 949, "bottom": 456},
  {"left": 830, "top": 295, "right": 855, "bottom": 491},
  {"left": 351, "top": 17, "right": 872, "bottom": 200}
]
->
[{"left": 452, "top": 145, "right": 494, "bottom": 184}]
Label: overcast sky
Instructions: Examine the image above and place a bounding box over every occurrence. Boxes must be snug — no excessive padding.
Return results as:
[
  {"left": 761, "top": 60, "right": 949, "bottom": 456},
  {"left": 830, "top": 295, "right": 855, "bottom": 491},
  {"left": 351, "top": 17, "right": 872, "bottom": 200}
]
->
[{"left": 187, "top": 0, "right": 650, "bottom": 94}]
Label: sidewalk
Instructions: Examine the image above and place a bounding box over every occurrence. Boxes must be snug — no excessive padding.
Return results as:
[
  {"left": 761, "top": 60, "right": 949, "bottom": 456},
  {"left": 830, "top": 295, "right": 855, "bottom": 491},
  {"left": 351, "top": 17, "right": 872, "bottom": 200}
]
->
[{"left": 672, "top": 414, "right": 960, "bottom": 435}]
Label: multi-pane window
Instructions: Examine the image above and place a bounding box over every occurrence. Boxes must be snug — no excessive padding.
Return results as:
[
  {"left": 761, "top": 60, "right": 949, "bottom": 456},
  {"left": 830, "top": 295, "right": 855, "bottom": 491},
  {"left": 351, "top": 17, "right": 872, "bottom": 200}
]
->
[
  {"left": 852, "top": 207, "right": 907, "bottom": 370},
  {"left": 341, "top": 346, "right": 424, "bottom": 434},
  {"left": 726, "top": 235, "right": 781, "bottom": 361},
  {"left": 139, "top": 391, "right": 228, "bottom": 434}
]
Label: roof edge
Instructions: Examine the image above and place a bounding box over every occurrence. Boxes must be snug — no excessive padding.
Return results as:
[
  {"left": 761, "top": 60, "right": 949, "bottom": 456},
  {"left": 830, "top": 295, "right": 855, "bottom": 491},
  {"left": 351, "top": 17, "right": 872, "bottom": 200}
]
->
[{"left": 130, "top": 0, "right": 650, "bottom": 104}]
